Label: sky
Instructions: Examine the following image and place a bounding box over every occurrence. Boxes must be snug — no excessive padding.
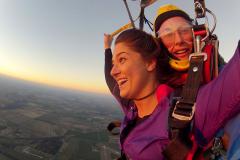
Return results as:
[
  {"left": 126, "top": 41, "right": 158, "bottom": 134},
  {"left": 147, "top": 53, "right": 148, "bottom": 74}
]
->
[{"left": 0, "top": 0, "right": 239, "bottom": 94}]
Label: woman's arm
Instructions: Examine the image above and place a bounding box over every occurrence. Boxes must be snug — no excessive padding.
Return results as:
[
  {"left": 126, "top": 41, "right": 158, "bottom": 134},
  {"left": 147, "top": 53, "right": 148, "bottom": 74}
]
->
[
  {"left": 104, "top": 34, "right": 130, "bottom": 112},
  {"left": 104, "top": 48, "right": 117, "bottom": 93},
  {"left": 104, "top": 34, "right": 120, "bottom": 96},
  {"left": 194, "top": 41, "right": 240, "bottom": 146}
]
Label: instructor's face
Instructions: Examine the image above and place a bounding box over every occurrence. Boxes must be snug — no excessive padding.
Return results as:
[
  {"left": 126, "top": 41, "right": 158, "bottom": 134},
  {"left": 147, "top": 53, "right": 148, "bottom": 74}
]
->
[{"left": 157, "top": 17, "right": 193, "bottom": 60}]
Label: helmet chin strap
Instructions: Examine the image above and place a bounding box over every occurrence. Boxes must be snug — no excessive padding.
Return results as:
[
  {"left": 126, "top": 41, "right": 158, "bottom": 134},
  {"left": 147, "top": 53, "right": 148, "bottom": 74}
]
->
[{"left": 169, "top": 58, "right": 190, "bottom": 71}]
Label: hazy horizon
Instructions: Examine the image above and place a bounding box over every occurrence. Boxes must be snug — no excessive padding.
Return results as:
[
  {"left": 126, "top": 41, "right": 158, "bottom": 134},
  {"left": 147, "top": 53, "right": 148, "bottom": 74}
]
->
[{"left": 0, "top": 72, "right": 111, "bottom": 96}]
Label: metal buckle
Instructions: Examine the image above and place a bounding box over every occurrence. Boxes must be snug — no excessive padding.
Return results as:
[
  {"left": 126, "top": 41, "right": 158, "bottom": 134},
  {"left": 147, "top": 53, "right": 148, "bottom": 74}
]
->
[
  {"left": 189, "top": 52, "right": 208, "bottom": 61},
  {"left": 172, "top": 101, "right": 196, "bottom": 121}
]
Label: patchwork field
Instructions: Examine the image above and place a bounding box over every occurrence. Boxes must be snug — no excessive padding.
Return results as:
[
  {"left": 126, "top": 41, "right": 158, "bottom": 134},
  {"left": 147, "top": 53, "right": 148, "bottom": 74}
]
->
[{"left": 0, "top": 75, "right": 122, "bottom": 160}]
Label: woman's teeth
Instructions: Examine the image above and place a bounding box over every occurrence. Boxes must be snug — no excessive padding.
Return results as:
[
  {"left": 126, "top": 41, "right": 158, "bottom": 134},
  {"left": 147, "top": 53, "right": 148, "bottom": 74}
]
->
[{"left": 118, "top": 79, "right": 127, "bottom": 86}]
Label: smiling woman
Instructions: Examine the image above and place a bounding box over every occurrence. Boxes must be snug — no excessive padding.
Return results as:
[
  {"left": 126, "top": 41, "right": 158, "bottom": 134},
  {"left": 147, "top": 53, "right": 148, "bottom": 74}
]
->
[
  {"left": 104, "top": 29, "right": 175, "bottom": 159},
  {"left": 111, "top": 29, "right": 165, "bottom": 100}
]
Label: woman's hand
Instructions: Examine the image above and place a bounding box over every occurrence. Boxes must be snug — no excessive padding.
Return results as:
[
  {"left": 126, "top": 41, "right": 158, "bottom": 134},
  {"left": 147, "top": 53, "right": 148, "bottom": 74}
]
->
[{"left": 104, "top": 33, "right": 113, "bottom": 49}]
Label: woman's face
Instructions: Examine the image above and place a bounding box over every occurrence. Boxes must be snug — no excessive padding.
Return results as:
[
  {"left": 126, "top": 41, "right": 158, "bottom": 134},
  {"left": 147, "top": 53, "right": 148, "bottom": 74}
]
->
[
  {"left": 111, "top": 42, "right": 156, "bottom": 99},
  {"left": 157, "top": 17, "right": 193, "bottom": 60}
]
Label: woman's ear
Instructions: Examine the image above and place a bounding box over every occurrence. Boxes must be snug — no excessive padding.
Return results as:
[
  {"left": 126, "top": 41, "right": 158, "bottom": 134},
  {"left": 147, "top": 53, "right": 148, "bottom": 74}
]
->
[{"left": 146, "top": 58, "right": 157, "bottom": 72}]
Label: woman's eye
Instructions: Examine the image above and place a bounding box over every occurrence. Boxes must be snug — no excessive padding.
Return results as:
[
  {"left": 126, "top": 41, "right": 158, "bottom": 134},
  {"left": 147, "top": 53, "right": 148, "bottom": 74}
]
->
[{"left": 119, "top": 57, "right": 126, "bottom": 64}]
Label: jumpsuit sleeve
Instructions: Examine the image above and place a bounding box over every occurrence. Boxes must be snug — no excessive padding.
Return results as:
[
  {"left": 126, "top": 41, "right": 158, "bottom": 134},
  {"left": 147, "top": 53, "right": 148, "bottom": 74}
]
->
[
  {"left": 104, "top": 48, "right": 116, "bottom": 93},
  {"left": 194, "top": 41, "right": 240, "bottom": 146}
]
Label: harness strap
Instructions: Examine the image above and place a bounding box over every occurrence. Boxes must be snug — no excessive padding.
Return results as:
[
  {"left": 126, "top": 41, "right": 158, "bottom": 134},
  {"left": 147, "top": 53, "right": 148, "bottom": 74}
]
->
[
  {"left": 180, "top": 56, "right": 204, "bottom": 104},
  {"left": 163, "top": 55, "right": 205, "bottom": 160},
  {"left": 212, "top": 38, "right": 219, "bottom": 77},
  {"left": 194, "top": 0, "right": 206, "bottom": 18},
  {"left": 203, "top": 44, "right": 213, "bottom": 82},
  {"left": 203, "top": 36, "right": 219, "bottom": 82},
  {"left": 139, "top": 7, "right": 145, "bottom": 30}
]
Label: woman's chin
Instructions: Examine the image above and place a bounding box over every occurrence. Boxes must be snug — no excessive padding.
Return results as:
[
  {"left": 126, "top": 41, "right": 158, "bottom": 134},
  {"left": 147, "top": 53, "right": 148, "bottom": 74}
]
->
[
  {"left": 120, "top": 91, "right": 127, "bottom": 98},
  {"left": 120, "top": 91, "right": 131, "bottom": 99}
]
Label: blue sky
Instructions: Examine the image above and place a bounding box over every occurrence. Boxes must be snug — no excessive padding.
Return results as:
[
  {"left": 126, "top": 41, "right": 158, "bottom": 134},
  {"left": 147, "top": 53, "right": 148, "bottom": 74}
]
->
[{"left": 0, "top": 0, "right": 239, "bottom": 93}]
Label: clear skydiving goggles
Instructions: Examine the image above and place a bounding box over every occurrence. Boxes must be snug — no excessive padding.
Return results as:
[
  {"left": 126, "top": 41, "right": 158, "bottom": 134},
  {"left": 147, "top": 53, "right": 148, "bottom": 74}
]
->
[{"left": 156, "top": 24, "right": 193, "bottom": 46}]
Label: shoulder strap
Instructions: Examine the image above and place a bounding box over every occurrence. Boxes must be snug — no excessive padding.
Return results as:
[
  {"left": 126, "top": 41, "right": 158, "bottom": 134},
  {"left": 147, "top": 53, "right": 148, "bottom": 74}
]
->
[
  {"left": 163, "top": 53, "right": 205, "bottom": 160},
  {"left": 163, "top": 21, "right": 209, "bottom": 159}
]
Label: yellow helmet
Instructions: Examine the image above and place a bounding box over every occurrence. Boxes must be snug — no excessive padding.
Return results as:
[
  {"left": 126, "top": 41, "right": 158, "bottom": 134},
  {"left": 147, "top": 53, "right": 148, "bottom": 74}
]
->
[{"left": 154, "top": 4, "right": 192, "bottom": 36}]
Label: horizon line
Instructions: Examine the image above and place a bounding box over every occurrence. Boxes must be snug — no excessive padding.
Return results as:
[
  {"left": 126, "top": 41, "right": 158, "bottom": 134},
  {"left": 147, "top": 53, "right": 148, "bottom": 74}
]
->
[{"left": 0, "top": 72, "right": 111, "bottom": 96}]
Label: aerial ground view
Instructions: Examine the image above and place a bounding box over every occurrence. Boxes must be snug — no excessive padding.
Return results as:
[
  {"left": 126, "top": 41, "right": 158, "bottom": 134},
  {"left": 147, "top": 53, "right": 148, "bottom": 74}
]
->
[{"left": 0, "top": 74, "right": 122, "bottom": 160}]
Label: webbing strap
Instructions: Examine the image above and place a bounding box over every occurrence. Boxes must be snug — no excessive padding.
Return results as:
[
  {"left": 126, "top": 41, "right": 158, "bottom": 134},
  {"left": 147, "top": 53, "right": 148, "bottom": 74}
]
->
[
  {"left": 171, "top": 55, "right": 204, "bottom": 126},
  {"left": 179, "top": 56, "right": 204, "bottom": 107},
  {"left": 203, "top": 44, "right": 214, "bottom": 82},
  {"left": 163, "top": 55, "right": 205, "bottom": 160},
  {"left": 194, "top": 0, "right": 206, "bottom": 18}
]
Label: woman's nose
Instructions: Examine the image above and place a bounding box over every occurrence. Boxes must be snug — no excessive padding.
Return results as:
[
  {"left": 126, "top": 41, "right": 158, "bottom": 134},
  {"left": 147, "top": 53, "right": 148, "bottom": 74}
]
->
[{"left": 110, "top": 65, "right": 120, "bottom": 77}]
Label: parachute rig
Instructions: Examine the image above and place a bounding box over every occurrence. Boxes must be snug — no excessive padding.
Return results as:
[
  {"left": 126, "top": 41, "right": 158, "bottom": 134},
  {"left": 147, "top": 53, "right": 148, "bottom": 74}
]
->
[
  {"left": 110, "top": 0, "right": 157, "bottom": 37},
  {"left": 108, "top": 0, "right": 224, "bottom": 159}
]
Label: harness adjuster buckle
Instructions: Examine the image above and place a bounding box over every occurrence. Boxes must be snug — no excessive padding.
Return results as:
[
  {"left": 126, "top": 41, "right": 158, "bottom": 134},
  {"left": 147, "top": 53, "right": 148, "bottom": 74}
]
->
[
  {"left": 189, "top": 52, "right": 208, "bottom": 61},
  {"left": 172, "top": 101, "right": 196, "bottom": 121}
]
